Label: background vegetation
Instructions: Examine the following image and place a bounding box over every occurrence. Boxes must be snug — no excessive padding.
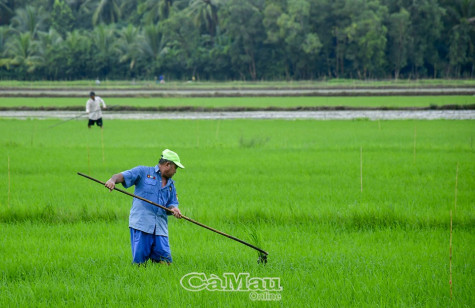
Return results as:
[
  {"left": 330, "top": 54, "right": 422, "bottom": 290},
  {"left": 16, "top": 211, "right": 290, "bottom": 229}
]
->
[{"left": 0, "top": 0, "right": 474, "bottom": 81}]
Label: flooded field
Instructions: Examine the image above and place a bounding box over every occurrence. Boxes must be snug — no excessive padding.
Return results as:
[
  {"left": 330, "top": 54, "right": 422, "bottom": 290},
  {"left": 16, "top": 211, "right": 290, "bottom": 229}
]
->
[
  {"left": 1, "top": 87, "right": 474, "bottom": 97},
  {"left": 1, "top": 110, "right": 474, "bottom": 120}
]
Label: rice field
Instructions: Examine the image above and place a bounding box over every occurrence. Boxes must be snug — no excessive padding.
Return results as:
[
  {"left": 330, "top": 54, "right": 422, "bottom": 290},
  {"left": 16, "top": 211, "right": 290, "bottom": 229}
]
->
[
  {"left": 0, "top": 116, "right": 473, "bottom": 306},
  {"left": 0, "top": 95, "right": 474, "bottom": 109}
]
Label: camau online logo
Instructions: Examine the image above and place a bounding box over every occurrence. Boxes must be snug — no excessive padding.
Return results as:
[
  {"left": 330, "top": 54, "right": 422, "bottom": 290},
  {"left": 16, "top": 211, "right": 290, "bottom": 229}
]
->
[{"left": 180, "top": 272, "right": 282, "bottom": 301}]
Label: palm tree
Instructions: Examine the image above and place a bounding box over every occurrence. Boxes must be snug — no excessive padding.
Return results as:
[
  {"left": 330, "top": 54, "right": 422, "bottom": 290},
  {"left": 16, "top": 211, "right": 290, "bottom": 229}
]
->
[
  {"left": 139, "top": 23, "right": 169, "bottom": 75},
  {"left": 78, "top": 0, "right": 123, "bottom": 26},
  {"left": 36, "top": 29, "right": 64, "bottom": 78},
  {"left": 0, "top": 26, "right": 12, "bottom": 68},
  {"left": 92, "top": 0, "right": 123, "bottom": 25},
  {"left": 2, "top": 32, "right": 41, "bottom": 74},
  {"left": 141, "top": 23, "right": 165, "bottom": 59},
  {"left": 0, "top": 0, "right": 14, "bottom": 26},
  {"left": 63, "top": 30, "right": 90, "bottom": 57},
  {"left": 138, "top": 0, "right": 188, "bottom": 24},
  {"left": 187, "top": 0, "right": 220, "bottom": 37},
  {"left": 62, "top": 30, "right": 92, "bottom": 77},
  {"left": 10, "top": 5, "right": 49, "bottom": 38},
  {"left": 90, "top": 24, "right": 118, "bottom": 76},
  {"left": 0, "top": 26, "right": 11, "bottom": 52},
  {"left": 115, "top": 24, "right": 144, "bottom": 76}
]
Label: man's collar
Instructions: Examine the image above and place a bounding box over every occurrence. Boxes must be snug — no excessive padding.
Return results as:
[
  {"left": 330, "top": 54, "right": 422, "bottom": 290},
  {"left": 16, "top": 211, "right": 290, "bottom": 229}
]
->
[{"left": 155, "top": 165, "right": 174, "bottom": 186}]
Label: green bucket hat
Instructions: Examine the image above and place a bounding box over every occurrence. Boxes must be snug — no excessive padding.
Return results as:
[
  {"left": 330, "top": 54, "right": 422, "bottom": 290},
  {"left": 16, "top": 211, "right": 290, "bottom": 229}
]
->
[{"left": 162, "top": 149, "right": 185, "bottom": 169}]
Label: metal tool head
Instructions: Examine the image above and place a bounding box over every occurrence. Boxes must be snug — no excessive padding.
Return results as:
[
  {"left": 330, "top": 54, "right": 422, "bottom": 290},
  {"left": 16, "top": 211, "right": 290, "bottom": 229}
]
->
[{"left": 257, "top": 253, "right": 268, "bottom": 264}]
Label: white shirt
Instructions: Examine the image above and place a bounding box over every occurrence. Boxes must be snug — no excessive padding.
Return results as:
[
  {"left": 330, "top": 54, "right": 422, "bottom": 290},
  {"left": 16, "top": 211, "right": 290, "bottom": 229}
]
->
[{"left": 86, "top": 96, "right": 106, "bottom": 120}]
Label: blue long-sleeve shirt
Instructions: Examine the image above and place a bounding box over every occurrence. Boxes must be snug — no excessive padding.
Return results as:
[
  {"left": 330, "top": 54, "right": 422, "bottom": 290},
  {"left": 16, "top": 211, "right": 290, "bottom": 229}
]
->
[{"left": 121, "top": 165, "right": 179, "bottom": 236}]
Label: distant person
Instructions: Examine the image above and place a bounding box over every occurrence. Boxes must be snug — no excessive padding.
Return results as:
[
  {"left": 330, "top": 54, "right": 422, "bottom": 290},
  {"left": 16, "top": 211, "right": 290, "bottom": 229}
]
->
[
  {"left": 86, "top": 91, "right": 106, "bottom": 128},
  {"left": 159, "top": 74, "right": 165, "bottom": 84},
  {"left": 105, "top": 149, "right": 184, "bottom": 265}
]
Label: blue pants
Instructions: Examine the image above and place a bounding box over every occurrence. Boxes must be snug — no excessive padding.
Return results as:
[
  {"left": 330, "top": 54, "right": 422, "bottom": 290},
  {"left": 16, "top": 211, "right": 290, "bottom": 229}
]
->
[{"left": 130, "top": 228, "right": 172, "bottom": 264}]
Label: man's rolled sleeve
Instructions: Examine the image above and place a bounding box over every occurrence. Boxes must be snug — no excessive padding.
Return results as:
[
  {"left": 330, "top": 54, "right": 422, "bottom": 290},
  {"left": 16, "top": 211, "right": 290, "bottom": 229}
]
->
[{"left": 121, "top": 166, "right": 143, "bottom": 189}]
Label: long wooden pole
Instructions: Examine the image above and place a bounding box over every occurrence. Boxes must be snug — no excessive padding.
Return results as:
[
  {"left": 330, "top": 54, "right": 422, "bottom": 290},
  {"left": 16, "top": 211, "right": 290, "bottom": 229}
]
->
[
  {"left": 77, "top": 172, "right": 268, "bottom": 257},
  {"left": 449, "top": 210, "right": 453, "bottom": 300},
  {"left": 47, "top": 113, "right": 86, "bottom": 129},
  {"left": 360, "top": 146, "right": 363, "bottom": 192},
  {"left": 454, "top": 163, "right": 459, "bottom": 212},
  {"left": 87, "top": 145, "right": 91, "bottom": 175},
  {"left": 413, "top": 125, "right": 417, "bottom": 163},
  {"left": 8, "top": 156, "right": 10, "bottom": 207},
  {"left": 101, "top": 128, "right": 105, "bottom": 163}
]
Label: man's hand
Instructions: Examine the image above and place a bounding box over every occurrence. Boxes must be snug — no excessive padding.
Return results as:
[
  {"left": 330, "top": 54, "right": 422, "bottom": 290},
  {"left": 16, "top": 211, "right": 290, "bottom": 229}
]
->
[
  {"left": 105, "top": 179, "right": 116, "bottom": 191},
  {"left": 105, "top": 174, "right": 124, "bottom": 192},
  {"left": 169, "top": 207, "right": 182, "bottom": 219}
]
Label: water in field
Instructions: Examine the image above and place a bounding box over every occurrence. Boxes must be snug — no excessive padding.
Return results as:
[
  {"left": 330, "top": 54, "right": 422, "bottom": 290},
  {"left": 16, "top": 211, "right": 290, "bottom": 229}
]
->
[
  {"left": 1, "top": 87, "right": 474, "bottom": 97},
  {"left": 1, "top": 110, "right": 474, "bottom": 120}
]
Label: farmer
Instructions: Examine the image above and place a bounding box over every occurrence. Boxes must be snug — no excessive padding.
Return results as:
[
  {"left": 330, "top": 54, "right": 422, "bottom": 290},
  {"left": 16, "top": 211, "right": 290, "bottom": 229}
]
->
[
  {"left": 86, "top": 91, "right": 106, "bottom": 128},
  {"left": 105, "top": 149, "right": 184, "bottom": 265}
]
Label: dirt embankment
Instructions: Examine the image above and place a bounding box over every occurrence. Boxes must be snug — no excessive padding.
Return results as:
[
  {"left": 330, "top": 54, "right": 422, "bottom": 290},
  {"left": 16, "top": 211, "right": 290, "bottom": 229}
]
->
[
  {"left": 0, "top": 87, "right": 474, "bottom": 97},
  {"left": 0, "top": 104, "right": 474, "bottom": 112}
]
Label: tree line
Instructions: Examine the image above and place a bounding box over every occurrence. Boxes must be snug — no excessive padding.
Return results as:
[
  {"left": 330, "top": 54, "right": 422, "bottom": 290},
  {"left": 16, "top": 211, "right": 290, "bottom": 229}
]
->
[{"left": 0, "top": 0, "right": 473, "bottom": 81}]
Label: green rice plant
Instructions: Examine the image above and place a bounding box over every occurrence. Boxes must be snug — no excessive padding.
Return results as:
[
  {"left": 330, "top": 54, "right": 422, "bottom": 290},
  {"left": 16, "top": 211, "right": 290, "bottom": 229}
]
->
[
  {"left": 241, "top": 223, "right": 266, "bottom": 263},
  {"left": 0, "top": 95, "right": 474, "bottom": 109}
]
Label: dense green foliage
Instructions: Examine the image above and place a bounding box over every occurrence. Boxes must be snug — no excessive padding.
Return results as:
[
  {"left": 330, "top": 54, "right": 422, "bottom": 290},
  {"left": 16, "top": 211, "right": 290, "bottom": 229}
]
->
[
  {"left": 0, "top": 0, "right": 474, "bottom": 80},
  {"left": 0, "top": 119, "right": 474, "bottom": 306}
]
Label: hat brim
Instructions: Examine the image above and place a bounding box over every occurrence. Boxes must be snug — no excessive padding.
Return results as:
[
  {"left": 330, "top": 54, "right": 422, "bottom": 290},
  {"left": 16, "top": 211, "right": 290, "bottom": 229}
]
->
[{"left": 174, "top": 161, "right": 185, "bottom": 169}]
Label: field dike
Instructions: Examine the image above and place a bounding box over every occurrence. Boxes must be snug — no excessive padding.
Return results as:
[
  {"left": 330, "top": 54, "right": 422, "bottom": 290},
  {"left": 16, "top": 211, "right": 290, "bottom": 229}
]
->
[
  {"left": 1, "top": 104, "right": 474, "bottom": 112},
  {"left": 0, "top": 86, "right": 474, "bottom": 97}
]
